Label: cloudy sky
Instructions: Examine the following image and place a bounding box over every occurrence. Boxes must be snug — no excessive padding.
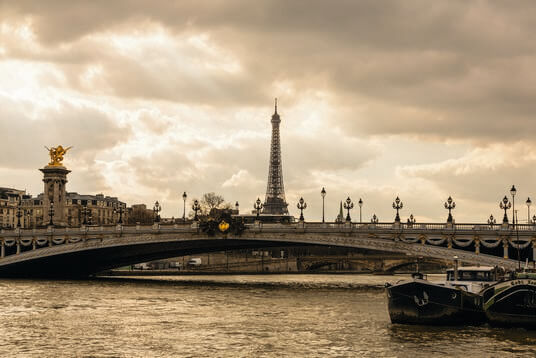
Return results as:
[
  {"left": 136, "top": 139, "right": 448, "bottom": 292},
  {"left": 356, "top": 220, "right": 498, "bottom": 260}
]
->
[{"left": 1, "top": 0, "right": 536, "bottom": 223}]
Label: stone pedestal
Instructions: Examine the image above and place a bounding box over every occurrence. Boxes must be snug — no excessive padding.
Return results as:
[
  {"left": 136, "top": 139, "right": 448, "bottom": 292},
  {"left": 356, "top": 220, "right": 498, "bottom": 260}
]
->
[{"left": 40, "top": 165, "right": 71, "bottom": 227}]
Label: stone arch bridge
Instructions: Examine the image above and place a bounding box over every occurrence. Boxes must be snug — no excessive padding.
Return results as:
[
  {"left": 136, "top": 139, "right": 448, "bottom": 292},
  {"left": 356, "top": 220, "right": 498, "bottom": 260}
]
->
[{"left": 0, "top": 221, "right": 533, "bottom": 277}]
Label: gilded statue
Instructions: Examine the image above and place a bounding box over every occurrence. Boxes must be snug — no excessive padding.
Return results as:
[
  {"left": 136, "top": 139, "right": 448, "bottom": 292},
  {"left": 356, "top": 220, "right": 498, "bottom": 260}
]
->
[{"left": 45, "top": 145, "right": 72, "bottom": 166}]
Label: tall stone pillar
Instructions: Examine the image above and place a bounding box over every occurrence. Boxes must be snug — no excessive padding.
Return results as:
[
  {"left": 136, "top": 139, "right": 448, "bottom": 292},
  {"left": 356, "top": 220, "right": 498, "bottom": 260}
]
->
[{"left": 40, "top": 165, "right": 71, "bottom": 227}]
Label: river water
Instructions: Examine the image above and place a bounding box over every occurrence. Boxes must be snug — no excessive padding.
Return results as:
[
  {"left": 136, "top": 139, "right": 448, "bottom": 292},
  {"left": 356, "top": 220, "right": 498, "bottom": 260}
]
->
[{"left": 1, "top": 274, "right": 536, "bottom": 357}]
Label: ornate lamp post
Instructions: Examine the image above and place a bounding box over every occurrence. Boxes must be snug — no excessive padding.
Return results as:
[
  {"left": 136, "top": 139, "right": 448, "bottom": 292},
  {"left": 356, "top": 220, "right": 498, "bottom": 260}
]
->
[
  {"left": 48, "top": 201, "right": 54, "bottom": 227},
  {"left": 532, "top": 215, "right": 536, "bottom": 225},
  {"left": 511, "top": 185, "right": 517, "bottom": 226},
  {"left": 358, "top": 198, "right": 363, "bottom": 223},
  {"left": 488, "top": 214, "right": 496, "bottom": 227},
  {"left": 182, "top": 192, "right": 187, "bottom": 222},
  {"left": 16, "top": 198, "right": 22, "bottom": 228},
  {"left": 82, "top": 204, "right": 88, "bottom": 225},
  {"left": 321, "top": 187, "right": 326, "bottom": 223},
  {"left": 392, "top": 196, "right": 403, "bottom": 223},
  {"left": 153, "top": 201, "right": 161, "bottom": 223},
  {"left": 343, "top": 197, "right": 354, "bottom": 222},
  {"left": 235, "top": 201, "right": 239, "bottom": 213},
  {"left": 408, "top": 214, "right": 416, "bottom": 225},
  {"left": 192, "top": 199, "right": 201, "bottom": 221},
  {"left": 371, "top": 214, "right": 378, "bottom": 224},
  {"left": 297, "top": 197, "right": 307, "bottom": 221},
  {"left": 254, "top": 198, "right": 263, "bottom": 219},
  {"left": 500, "top": 196, "right": 511, "bottom": 224},
  {"left": 444, "top": 196, "right": 456, "bottom": 223},
  {"left": 113, "top": 205, "right": 124, "bottom": 224},
  {"left": 527, "top": 197, "right": 532, "bottom": 224},
  {"left": 26, "top": 211, "right": 31, "bottom": 229}
]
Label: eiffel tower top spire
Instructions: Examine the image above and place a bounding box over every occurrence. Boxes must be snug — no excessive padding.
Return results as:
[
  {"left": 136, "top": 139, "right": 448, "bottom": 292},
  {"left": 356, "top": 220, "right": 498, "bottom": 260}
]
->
[{"left": 263, "top": 98, "right": 288, "bottom": 215}]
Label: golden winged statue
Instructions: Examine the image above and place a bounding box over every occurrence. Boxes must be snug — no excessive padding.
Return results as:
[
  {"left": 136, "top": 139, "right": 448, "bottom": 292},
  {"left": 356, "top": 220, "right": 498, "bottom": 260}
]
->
[{"left": 44, "top": 145, "right": 73, "bottom": 166}]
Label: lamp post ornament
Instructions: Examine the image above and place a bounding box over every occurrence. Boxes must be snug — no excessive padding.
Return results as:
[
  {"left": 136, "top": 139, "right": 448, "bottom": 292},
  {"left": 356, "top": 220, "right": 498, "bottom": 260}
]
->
[
  {"left": 500, "top": 196, "right": 511, "bottom": 224},
  {"left": 344, "top": 197, "right": 354, "bottom": 222},
  {"left": 254, "top": 198, "right": 263, "bottom": 219},
  {"left": 16, "top": 198, "right": 22, "bottom": 228},
  {"left": 526, "top": 197, "right": 532, "bottom": 224},
  {"left": 192, "top": 199, "right": 200, "bottom": 221},
  {"left": 182, "top": 192, "right": 187, "bottom": 222},
  {"left": 297, "top": 197, "right": 307, "bottom": 221},
  {"left": 48, "top": 201, "right": 54, "bottom": 226},
  {"left": 488, "top": 214, "right": 496, "bottom": 226},
  {"left": 321, "top": 187, "right": 326, "bottom": 223},
  {"left": 153, "top": 201, "right": 161, "bottom": 223},
  {"left": 444, "top": 196, "right": 456, "bottom": 223},
  {"left": 392, "top": 196, "right": 403, "bottom": 223},
  {"left": 358, "top": 198, "right": 363, "bottom": 223}
]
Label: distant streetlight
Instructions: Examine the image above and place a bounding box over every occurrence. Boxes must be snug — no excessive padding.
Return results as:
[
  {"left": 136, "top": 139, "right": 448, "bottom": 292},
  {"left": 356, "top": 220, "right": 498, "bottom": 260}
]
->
[
  {"left": 235, "top": 201, "right": 239, "bottom": 213},
  {"left": 392, "top": 196, "right": 403, "bottom": 223},
  {"left": 444, "top": 196, "right": 456, "bottom": 223},
  {"left": 510, "top": 185, "right": 517, "bottom": 226},
  {"left": 344, "top": 197, "right": 354, "bottom": 222},
  {"left": 153, "top": 201, "right": 161, "bottom": 223},
  {"left": 408, "top": 214, "right": 416, "bottom": 225},
  {"left": 527, "top": 197, "right": 532, "bottom": 223},
  {"left": 297, "top": 197, "right": 307, "bottom": 221},
  {"left": 254, "top": 198, "right": 263, "bottom": 219},
  {"left": 488, "top": 214, "right": 496, "bottom": 227},
  {"left": 500, "top": 196, "right": 511, "bottom": 224},
  {"left": 358, "top": 198, "right": 363, "bottom": 224},
  {"left": 182, "top": 192, "right": 187, "bottom": 222},
  {"left": 16, "top": 198, "right": 22, "bottom": 228},
  {"left": 192, "top": 199, "right": 201, "bottom": 221},
  {"left": 48, "top": 201, "right": 54, "bottom": 227},
  {"left": 371, "top": 214, "right": 378, "bottom": 224},
  {"left": 113, "top": 205, "right": 124, "bottom": 224},
  {"left": 321, "top": 187, "right": 326, "bottom": 223}
]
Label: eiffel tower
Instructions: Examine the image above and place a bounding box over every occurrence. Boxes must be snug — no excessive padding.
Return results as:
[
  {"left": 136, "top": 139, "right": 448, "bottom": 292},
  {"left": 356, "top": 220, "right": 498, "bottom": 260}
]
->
[{"left": 262, "top": 99, "right": 289, "bottom": 215}]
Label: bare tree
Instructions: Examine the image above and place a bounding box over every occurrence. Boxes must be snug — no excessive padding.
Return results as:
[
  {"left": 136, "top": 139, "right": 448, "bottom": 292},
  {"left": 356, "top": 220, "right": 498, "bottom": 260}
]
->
[{"left": 189, "top": 192, "right": 231, "bottom": 217}]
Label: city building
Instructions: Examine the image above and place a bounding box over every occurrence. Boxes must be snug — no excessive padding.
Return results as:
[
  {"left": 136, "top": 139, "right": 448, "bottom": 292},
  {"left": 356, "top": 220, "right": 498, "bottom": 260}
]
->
[{"left": 1, "top": 147, "right": 128, "bottom": 228}]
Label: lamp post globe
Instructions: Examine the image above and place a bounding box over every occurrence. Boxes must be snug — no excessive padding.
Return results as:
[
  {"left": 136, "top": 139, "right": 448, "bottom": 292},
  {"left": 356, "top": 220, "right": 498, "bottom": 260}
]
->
[
  {"left": 182, "top": 192, "right": 187, "bottom": 222},
  {"left": 320, "top": 187, "right": 326, "bottom": 223},
  {"left": 527, "top": 197, "right": 532, "bottom": 223},
  {"left": 343, "top": 197, "right": 354, "bottom": 222},
  {"left": 297, "top": 197, "right": 307, "bottom": 221},
  {"left": 358, "top": 198, "right": 363, "bottom": 223}
]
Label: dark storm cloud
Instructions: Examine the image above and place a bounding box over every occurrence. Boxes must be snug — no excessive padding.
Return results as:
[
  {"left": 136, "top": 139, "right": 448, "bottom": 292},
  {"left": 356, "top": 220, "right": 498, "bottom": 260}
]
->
[{"left": 4, "top": 0, "right": 536, "bottom": 141}]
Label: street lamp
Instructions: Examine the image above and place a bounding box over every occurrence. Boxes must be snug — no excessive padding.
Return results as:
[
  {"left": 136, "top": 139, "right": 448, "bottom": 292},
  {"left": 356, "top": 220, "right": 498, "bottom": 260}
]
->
[
  {"left": 182, "top": 192, "right": 187, "bottom": 222},
  {"left": 488, "top": 214, "right": 496, "bottom": 227},
  {"left": 408, "top": 214, "right": 416, "bottom": 225},
  {"left": 48, "top": 201, "right": 54, "bottom": 227},
  {"left": 321, "top": 187, "right": 326, "bottom": 223},
  {"left": 235, "top": 201, "right": 239, "bottom": 213},
  {"left": 192, "top": 199, "right": 200, "bottom": 221},
  {"left": 532, "top": 215, "right": 536, "bottom": 225},
  {"left": 344, "top": 197, "right": 354, "bottom": 222},
  {"left": 82, "top": 204, "right": 88, "bottom": 225},
  {"left": 358, "top": 198, "right": 363, "bottom": 224},
  {"left": 26, "top": 211, "right": 31, "bottom": 229},
  {"left": 153, "top": 201, "right": 161, "bottom": 223},
  {"left": 444, "top": 196, "right": 456, "bottom": 223},
  {"left": 16, "top": 198, "right": 22, "bottom": 228},
  {"left": 527, "top": 197, "right": 532, "bottom": 223},
  {"left": 392, "top": 196, "right": 403, "bottom": 223},
  {"left": 297, "top": 197, "right": 307, "bottom": 221},
  {"left": 511, "top": 185, "right": 517, "bottom": 226},
  {"left": 254, "top": 198, "right": 263, "bottom": 219},
  {"left": 113, "top": 205, "right": 124, "bottom": 224},
  {"left": 500, "top": 196, "right": 511, "bottom": 224},
  {"left": 371, "top": 214, "right": 378, "bottom": 224}
]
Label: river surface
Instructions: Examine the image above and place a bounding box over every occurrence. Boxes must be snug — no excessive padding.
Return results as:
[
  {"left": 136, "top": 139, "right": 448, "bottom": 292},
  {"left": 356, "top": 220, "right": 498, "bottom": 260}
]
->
[{"left": 1, "top": 274, "right": 536, "bottom": 357}]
